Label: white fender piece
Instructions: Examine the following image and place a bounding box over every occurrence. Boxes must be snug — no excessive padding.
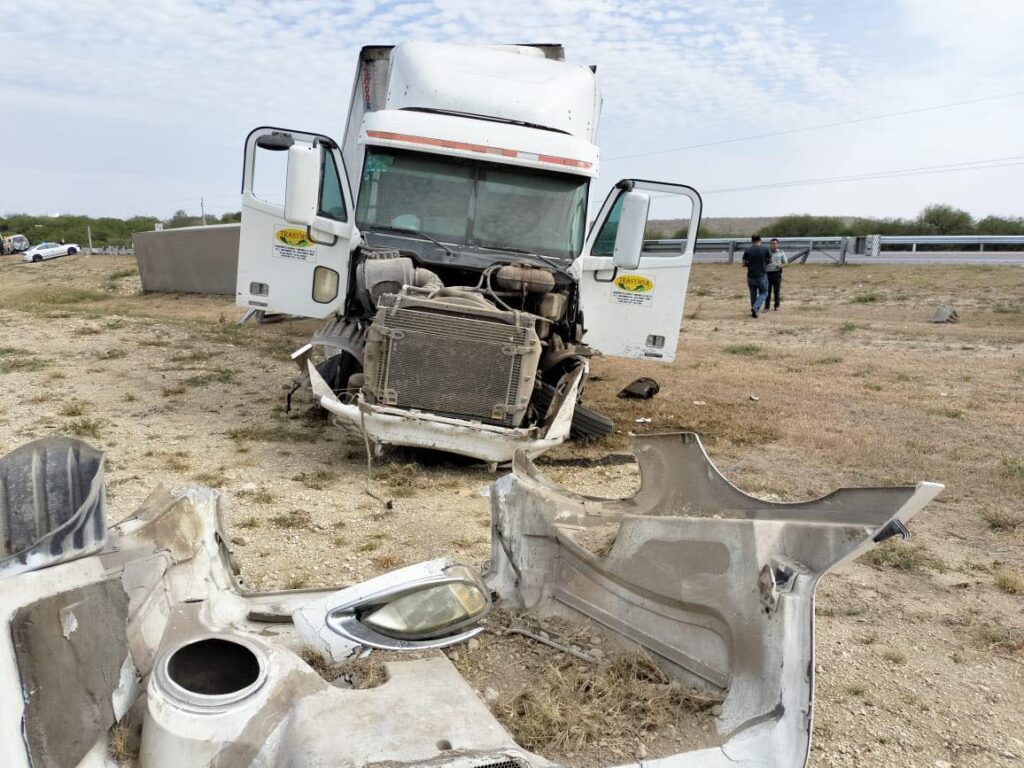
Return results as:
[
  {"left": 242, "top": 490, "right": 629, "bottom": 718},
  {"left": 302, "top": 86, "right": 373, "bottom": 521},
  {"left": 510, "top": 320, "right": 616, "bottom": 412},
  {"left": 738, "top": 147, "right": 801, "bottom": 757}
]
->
[{"left": 486, "top": 432, "right": 943, "bottom": 768}]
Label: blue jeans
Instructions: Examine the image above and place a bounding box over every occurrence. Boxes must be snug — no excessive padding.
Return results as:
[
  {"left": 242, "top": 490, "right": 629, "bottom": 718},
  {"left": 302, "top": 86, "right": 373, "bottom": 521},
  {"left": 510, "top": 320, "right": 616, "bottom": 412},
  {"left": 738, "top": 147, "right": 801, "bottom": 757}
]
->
[{"left": 748, "top": 275, "right": 768, "bottom": 311}]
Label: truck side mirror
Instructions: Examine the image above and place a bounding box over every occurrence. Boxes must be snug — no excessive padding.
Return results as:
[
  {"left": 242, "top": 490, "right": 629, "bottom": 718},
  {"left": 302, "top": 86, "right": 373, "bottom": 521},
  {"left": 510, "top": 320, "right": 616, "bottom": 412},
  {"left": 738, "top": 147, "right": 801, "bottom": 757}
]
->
[
  {"left": 284, "top": 144, "right": 320, "bottom": 227},
  {"left": 612, "top": 190, "right": 650, "bottom": 270}
]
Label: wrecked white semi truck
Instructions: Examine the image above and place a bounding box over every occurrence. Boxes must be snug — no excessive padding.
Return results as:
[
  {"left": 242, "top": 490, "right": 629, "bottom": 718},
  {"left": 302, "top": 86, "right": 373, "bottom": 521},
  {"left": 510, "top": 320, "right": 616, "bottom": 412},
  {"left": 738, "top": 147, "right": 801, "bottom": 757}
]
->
[
  {"left": 0, "top": 436, "right": 941, "bottom": 767},
  {"left": 235, "top": 42, "right": 701, "bottom": 464}
]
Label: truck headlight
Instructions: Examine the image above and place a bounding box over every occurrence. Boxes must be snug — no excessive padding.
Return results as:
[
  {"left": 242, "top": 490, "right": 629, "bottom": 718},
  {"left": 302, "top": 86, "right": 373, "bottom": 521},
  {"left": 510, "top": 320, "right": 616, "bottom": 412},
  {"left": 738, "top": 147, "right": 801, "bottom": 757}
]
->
[
  {"left": 361, "top": 566, "right": 489, "bottom": 639},
  {"left": 296, "top": 559, "right": 491, "bottom": 655},
  {"left": 312, "top": 266, "right": 339, "bottom": 304}
]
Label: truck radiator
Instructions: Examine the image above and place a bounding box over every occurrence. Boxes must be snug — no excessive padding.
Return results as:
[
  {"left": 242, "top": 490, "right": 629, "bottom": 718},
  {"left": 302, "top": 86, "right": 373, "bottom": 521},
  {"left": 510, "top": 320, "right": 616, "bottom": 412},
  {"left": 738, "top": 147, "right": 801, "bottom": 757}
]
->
[{"left": 363, "top": 294, "right": 541, "bottom": 427}]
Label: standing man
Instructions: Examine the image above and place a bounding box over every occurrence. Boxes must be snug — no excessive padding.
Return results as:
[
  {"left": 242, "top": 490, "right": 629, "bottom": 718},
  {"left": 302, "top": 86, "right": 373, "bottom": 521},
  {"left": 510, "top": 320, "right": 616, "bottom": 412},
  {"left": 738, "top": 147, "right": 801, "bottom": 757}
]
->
[
  {"left": 741, "top": 235, "right": 771, "bottom": 318},
  {"left": 765, "top": 238, "right": 788, "bottom": 311}
]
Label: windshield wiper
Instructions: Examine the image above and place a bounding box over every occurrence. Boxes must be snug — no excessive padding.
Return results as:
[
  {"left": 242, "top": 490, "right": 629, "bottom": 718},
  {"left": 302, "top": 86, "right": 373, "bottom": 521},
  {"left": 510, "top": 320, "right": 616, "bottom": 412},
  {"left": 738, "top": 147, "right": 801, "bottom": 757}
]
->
[
  {"left": 367, "top": 226, "right": 455, "bottom": 260},
  {"left": 469, "top": 243, "right": 568, "bottom": 274}
]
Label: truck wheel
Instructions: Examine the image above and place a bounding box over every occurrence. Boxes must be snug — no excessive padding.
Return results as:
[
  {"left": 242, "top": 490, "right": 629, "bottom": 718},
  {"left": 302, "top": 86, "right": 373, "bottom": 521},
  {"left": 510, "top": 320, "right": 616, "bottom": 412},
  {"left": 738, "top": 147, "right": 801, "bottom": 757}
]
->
[
  {"left": 534, "top": 383, "right": 614, "bottom": 441},
  {"left": 569, "top": 402, "right": 615, "bottom": 441}
]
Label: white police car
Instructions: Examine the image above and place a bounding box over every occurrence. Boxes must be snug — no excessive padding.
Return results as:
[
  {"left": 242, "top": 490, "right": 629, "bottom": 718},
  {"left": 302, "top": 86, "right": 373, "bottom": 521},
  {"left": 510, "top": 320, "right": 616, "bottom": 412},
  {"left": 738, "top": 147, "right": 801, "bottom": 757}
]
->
[{"left": 22, "top": 242, "right": 80, "bottom": 263}]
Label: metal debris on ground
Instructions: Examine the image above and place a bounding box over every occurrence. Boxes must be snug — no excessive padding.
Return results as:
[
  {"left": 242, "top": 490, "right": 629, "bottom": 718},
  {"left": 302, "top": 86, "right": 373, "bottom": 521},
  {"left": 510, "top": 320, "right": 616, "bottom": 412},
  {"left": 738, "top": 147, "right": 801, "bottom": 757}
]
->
[
  {"left": 0, "top": 433, "right": 942, "bottom": 768},
  {"left": 929, "top": 304, "right": 960, "bottom": 323}
]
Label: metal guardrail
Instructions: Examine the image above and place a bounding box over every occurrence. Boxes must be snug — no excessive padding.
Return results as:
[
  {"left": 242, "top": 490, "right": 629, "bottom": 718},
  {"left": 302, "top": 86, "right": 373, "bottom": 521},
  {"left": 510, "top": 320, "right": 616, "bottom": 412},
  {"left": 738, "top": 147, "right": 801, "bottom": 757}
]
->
[
  {"left": 646, "top": 236, "right": 851, "bottom": 263},
  {"left": 86, "top": 246, "right": 134, "bottom": 256},
  {"left": 876, "top": 235, "right": 1024, "bottom": 252},
  {"left": 647, "top": 234, "right": 1024, "bottom": 263}
]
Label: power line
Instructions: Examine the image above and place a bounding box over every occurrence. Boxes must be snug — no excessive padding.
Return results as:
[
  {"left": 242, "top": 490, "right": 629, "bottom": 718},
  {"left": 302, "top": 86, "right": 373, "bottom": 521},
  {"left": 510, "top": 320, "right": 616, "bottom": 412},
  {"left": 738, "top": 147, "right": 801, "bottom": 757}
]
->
[
  {"left": 699, "top": 155, "right": 1024, "bottom": 195},
  {"left": 604, "top": 90, "right": 1024, "bottom": 162}
]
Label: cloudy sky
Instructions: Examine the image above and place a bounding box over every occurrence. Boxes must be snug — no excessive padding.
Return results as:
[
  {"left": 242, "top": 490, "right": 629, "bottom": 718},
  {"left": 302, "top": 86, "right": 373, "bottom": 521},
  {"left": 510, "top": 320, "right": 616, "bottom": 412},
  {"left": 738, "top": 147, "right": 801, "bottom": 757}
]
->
[{"left": 2, "top": 0, "right": 1022, "bottom": 220}]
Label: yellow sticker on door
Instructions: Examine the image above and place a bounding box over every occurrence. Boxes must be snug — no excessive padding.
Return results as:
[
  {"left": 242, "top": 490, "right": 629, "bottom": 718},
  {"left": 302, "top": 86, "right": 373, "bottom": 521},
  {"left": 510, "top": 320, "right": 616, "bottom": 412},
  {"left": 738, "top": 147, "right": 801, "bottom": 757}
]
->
[
  {"left": 273, "top": 227, "right": 316, "bottom": 262},
  {"left": 611, "top": 274, "right": 654, "bottom": 306}
]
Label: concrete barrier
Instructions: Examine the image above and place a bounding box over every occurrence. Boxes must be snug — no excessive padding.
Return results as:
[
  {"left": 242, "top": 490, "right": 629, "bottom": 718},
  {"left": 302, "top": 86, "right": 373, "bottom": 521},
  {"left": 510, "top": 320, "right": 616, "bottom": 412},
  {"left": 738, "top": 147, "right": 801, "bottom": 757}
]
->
[{"left": 133, "top": 224, "right": 239, "bottom": 295}]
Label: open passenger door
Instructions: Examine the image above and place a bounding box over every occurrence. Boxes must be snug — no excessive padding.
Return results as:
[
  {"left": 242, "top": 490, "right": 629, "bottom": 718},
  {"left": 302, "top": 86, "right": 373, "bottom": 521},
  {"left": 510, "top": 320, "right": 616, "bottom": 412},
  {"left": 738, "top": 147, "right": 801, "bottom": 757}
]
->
[
  {"left": 572, "top": 180, "right": 701, "bottom": 362},
  {"left": 237, "top": 127, "right": 358, "bottom": 319}
]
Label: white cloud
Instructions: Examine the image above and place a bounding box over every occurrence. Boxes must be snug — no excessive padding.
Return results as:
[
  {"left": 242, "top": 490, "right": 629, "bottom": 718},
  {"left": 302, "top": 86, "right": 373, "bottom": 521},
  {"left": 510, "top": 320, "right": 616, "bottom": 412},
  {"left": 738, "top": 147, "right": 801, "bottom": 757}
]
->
[{"left": 0, "top": 0, "right": 1021, "bottom": 218}]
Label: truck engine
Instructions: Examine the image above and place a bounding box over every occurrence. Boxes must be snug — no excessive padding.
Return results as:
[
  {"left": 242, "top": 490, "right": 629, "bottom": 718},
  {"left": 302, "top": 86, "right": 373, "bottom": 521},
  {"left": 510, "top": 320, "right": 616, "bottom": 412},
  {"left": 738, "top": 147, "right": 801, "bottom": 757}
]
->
[{"left": 312, "top": 247, "right": 609, "bottom": 440}]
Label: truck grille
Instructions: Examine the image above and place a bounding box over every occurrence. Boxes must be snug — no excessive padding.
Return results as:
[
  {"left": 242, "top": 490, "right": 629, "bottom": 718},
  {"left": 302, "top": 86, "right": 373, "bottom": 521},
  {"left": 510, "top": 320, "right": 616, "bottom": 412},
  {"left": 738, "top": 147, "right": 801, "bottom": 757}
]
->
[{"left": 364, "top": 294, "right": 541, "bottom": 427}]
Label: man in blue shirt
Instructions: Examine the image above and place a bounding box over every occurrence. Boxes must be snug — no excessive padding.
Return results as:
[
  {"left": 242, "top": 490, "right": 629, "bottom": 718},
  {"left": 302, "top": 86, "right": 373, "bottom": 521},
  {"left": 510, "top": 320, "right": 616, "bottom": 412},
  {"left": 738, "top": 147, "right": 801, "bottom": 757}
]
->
[{"left": 741, "top": 236, "right": 771, "bottom": 318}]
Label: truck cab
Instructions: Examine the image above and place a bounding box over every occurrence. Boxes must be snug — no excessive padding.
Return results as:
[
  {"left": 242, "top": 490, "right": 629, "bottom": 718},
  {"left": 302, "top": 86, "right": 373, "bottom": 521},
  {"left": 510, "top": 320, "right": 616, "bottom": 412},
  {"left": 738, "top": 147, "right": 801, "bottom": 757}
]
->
[{"left": 236, "top": 42, "right": 701, "bottom": 463}]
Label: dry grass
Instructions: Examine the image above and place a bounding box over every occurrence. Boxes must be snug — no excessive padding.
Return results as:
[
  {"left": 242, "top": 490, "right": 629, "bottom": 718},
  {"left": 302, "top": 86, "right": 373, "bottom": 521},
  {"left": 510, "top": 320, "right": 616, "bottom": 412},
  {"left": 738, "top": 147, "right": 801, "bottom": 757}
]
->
[
  {"left": 345, "top": 655, "right": 390, "bottom": 688},
  {"left": 499, "top": 651, "right": 722, "bottom": 756},
  {"left": 0, "top": 347, "right": 47, "bottom": 373},
  {"left": 981, "top": 507, "right": 1023, "bottom": 532},
  {"left": 59, "top": 400, "right": 90, "bottom": 417},
  {"left": 237, "top": 487, "right": 275, "bottom": 504},
  {"left": 724, "top": 343, "right": 764, "bottom": 357},
  {"left": 994, "top": 569, "right": 1023, "bottom": 595},
  {"left": 293, "top": 467, "right": 337, "bottom": 490},
  {"left": 303, "top": 641, "right": 389, "bottom": 687},
  {"left": 371, "top": 462, "right": 423, "bottom": 498},
  {"left": 227, "top": 423, "right": 316, "bottom": 444},
  {"left": 161, "top": 451, "right": 190, "bottom": 471},
  {"left": 860, "top": 542, "right": 944, "bottom": 572},
  {"left": 300, "top": 647, "right": 345, "bottom": 682},
  {"left": 107, "top": 718, "right": 139, "bottom": 767},
  {"left": 1000, "top": 455, "right": 1024, "bottom": 480},
  {"left": 271, "top": 509, "right": 312, "bottom": 528},
  {"left": 68, "top": 417, "right": 104, "bottom": 438},
  {"left": 193, "top": 467, "right": 228, "bottom": 488},
  {"left": 978, "top": 625, "right": 1024, "bottom": 654},
  {"left": 371, "top": 552, "right": 402, "bottom": 570},
  {"left": 881, "top": 648, "right": 908, "bottom": 665}
]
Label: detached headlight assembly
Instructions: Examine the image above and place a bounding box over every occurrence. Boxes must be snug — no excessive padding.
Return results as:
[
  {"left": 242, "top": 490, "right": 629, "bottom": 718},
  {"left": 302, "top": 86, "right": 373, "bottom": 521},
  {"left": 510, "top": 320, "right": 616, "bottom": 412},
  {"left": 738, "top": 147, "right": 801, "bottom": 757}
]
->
[
  {"left": 360, "top": 566, "right": 489, "bottom": 639},
  {"left": 294, "top": 559, "right": 491, "bottom": 659}
]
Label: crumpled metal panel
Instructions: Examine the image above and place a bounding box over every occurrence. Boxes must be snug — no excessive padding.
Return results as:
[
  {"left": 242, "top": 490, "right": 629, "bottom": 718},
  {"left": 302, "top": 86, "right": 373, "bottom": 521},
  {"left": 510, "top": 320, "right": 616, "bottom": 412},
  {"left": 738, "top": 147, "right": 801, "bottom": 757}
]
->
[
  {"left": 0, "top": 437, "right": 106, "bottom": 578},
  {"left": 486, "top": 432, "right": 943, "bottom": 768},
  {"left": 0, "top": 432, "right": 943, "bottom": 768}
]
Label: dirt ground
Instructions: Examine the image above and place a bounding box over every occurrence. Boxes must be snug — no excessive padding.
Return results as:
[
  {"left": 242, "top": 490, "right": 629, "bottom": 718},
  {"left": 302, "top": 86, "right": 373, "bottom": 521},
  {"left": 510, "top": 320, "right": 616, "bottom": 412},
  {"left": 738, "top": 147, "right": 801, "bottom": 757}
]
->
[{"left": 1, "top": 253, "right": 1022, "bottom": 767}]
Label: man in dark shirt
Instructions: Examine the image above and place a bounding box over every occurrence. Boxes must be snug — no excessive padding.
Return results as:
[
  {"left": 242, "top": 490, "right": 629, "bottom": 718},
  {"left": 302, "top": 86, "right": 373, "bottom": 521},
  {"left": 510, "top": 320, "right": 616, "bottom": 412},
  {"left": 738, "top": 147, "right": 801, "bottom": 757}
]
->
[{"left": 742, "top": 235, "right": 771, "bottom": 318}]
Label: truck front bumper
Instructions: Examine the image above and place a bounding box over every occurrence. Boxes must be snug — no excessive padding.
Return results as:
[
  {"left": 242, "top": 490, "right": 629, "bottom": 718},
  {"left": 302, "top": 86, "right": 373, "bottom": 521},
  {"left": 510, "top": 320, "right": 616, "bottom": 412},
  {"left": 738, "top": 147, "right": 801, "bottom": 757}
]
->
[{"left": 308, "top": 361, "right": 580, "bottom": 465}]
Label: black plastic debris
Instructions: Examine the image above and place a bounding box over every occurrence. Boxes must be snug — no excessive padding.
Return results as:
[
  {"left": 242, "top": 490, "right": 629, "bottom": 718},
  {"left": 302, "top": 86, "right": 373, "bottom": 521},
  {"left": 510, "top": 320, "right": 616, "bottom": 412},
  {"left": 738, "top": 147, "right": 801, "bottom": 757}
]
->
[
  {"left": 617, "top": 377, "right": 661, "bottom": 399},
  {"left": 0, "top": 437, "right": 106, "bottom": 578}
]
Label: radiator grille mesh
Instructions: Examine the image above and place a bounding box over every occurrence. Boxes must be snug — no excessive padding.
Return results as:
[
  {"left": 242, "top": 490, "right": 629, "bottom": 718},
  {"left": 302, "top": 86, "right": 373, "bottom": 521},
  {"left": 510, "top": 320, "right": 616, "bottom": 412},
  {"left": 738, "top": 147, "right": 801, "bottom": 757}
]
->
[{"left": 365, "top": 296, "right": 540, "bottom": 427}]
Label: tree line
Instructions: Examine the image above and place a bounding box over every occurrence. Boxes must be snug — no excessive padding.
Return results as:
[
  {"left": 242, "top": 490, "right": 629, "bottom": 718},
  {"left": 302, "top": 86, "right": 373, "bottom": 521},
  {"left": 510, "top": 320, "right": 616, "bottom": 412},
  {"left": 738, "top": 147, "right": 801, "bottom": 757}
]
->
[
  {"left": 4, "top": 204, "right": 1022, "bottom": 249},
  {"left": 670, "top": 205, "right": 1024, "bottom": 239},
  {"left": 0, "top": 210, "right": 242, "bottom": 248}
]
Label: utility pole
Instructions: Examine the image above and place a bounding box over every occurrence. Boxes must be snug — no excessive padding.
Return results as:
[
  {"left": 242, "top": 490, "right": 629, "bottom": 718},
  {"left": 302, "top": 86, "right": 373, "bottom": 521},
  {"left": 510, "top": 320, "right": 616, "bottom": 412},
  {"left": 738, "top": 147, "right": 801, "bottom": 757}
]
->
[
  {"left": 201, "top": 197, "right": 207, "bottom": 226},
  {"left": 87, "top": 225, "right": 93, "bottom": 256}
]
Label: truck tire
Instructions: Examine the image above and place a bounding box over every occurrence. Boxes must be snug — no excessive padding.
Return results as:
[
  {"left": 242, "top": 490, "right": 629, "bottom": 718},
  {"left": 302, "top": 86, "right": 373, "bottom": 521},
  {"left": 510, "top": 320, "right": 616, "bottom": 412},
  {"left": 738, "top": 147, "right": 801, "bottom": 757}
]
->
[
  {"left": 570, "top": 402, "right": 616, "bottom": 441},
  {"left": 534, "top": 382, "right": 614, "bottom": 442}
]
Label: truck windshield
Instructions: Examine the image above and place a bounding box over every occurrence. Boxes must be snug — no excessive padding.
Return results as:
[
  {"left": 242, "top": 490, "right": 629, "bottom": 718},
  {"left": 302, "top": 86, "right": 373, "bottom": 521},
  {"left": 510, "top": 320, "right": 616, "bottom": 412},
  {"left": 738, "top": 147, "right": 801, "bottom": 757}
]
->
[{"left": 356, "top": 148, "right": 588, "bottom": 261}]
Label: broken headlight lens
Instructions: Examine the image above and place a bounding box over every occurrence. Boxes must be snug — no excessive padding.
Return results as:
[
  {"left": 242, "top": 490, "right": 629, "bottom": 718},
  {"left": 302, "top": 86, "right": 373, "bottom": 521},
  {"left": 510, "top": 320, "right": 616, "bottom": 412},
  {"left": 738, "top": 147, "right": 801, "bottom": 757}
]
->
[{"left": 361, "top": 566, "right": 488, "bottom": 639}]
